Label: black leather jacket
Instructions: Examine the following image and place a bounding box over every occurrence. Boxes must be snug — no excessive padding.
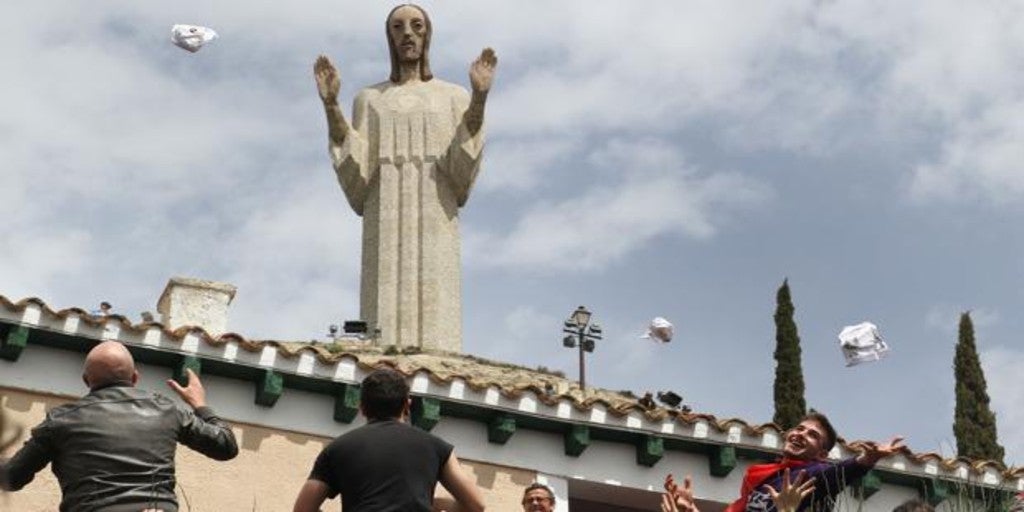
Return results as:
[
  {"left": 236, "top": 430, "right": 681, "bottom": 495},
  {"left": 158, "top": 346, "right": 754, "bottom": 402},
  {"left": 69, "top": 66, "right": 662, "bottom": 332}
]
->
[{"left": 1, "top": 384, "right": 238, "bottom": 512}]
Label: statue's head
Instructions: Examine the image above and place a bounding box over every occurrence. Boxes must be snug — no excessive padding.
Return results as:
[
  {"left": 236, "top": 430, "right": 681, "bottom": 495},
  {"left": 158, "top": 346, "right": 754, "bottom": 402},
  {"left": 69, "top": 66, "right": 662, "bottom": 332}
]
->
[{"left": 386, "top": 4, "right": 433, "bottom": 83}]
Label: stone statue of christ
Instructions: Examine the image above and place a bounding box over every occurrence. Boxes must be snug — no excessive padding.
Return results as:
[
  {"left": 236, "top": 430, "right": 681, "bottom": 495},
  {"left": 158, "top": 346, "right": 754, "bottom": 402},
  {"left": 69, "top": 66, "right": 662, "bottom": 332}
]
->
[{"left": 314, "top": 4, "right": 497, "bottom": 352}]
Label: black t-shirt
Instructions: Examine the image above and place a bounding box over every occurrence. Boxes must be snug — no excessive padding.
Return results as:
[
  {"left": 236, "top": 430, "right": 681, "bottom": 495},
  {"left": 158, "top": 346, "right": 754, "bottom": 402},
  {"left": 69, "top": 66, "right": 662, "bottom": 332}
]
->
[{"left": 309, "top": 419, "right": 454, "bottom": 512}]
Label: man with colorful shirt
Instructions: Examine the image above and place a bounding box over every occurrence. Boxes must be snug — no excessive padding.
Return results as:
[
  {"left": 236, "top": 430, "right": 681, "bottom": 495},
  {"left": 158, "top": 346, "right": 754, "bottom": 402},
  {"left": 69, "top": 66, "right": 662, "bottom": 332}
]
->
[
  {"left": 664, "top": 412, "right": 903, "bottom": 512},
  {"left": 1009, "top": 492, "right": 1024, "bottom": 512},
  {"left": 726, "top": 412, "right": 903, "bottom": 512}
]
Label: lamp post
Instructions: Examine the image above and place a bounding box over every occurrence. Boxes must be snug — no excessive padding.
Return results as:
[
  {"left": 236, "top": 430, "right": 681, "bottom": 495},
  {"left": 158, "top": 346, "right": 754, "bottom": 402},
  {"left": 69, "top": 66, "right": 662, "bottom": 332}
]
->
[{"left": 562, "top": 305, "right": 602, "bottom": 389}]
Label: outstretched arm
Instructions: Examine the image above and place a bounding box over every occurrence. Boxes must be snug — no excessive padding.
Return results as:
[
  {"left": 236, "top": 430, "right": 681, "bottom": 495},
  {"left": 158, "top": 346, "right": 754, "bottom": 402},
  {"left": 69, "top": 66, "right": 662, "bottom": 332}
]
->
[
  {"left": 316, "top": 54, "right": 370, "bottom": 214},
  {"left": 437, "top": 452, "right": 485, "bottom": 512},
  {"left": 168, "top": 369, "right": 239, "bottom": 461},
  {"left": 315, "top": 55, "right": 350, "bottom": 146},
  {"left": 293, "top": 479, "right": 330, "bottom": 512},
  {"left": 854, "top": 436, "right": 905, "bottom": 466},
  {"left": 463, "top": 48, "right": 497, "bottom": 136},
  {"left": 0, "top": 408, "right": 20, "bottom": 453},
  {"left": 441, "top": 48, "right": 497, "bottom": 207},
  {"left": 1, "top": 432, "right": 50, "bottom": 491}
]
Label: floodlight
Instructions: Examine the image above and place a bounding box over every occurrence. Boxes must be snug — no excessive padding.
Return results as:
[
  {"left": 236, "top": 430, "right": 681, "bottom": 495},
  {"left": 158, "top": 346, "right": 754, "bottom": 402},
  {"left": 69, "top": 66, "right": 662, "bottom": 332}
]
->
[
  {"left": 657, "top": 390, "right": 683, "bottom": 408},
  {"left": 343, "top": 320, "right": 368, "bottom": 334}
]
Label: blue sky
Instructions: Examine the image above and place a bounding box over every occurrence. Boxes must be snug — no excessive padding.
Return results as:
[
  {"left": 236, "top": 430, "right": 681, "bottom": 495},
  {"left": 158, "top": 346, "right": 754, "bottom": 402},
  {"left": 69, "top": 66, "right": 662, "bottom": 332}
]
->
[{"left": 3, "top": 1, "right": 1024, "bottom": 466}]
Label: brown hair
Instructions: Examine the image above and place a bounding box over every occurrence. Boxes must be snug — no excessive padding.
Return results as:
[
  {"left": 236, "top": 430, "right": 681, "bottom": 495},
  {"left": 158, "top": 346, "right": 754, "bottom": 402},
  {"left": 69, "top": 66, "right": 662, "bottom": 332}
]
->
[
  {"left": 803, "top": 411, "right": 837, "bottom": 452},
  {"left": 360, "top": 369, "right": 410, "bottom": 420},
  {"left": 386, "top": 4, "right": 433, "bottom": 83},
  {"left": 522, "top": 483, "right": 556, "bottom": 505}
]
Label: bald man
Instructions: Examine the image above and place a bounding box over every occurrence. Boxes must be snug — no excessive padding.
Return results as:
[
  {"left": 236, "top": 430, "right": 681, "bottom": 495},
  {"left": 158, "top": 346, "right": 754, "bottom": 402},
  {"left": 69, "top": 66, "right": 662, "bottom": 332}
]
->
[{"left": 0, "top": 341, "right": 238, "bottom": 512}]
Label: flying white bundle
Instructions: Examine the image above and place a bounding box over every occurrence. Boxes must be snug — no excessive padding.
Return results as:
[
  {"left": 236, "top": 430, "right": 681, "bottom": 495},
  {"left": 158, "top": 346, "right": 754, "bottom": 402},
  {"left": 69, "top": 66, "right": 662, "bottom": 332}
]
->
[
  {"left": 838, "top": 321, "right": 890, "bottom": 367},
  {"left": 641, "top": 317, "right": 674, "bottom": 343},
  {"left": 171, "top": 25, "right": 219, "bottom": 53}
]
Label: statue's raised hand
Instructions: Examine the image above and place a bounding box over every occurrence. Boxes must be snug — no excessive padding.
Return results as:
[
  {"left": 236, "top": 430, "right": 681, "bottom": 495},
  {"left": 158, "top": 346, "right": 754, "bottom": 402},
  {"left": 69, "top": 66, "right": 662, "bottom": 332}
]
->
[
  {"left": 469, "top": 48, "right": 497, "bottom": 94},
  {"left": 315, "top": 54, "right": 341, "bottom": 104}
]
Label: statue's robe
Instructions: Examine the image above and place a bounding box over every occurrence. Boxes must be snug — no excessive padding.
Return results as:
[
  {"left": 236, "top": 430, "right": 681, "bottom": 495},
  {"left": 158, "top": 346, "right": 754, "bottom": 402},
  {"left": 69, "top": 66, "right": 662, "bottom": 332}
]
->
[{"left": 330, "top": 79, "right": 483, "bottom": 351}]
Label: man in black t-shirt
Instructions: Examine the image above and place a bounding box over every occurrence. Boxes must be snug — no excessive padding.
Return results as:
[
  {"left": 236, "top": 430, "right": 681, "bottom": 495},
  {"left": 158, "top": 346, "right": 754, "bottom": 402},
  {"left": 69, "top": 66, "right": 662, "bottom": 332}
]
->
[{"left": 292, "top": 369, "right": 486, "bottom": 512}]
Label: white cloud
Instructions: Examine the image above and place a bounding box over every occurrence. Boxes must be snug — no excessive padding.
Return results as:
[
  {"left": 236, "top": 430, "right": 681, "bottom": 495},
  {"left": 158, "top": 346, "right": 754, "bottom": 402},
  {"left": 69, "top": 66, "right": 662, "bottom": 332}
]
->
[
  {"left": 467, "top": 139, "right": 769, "bottom": 272},
  {"left": 925, "top": 305, "right": 1001, "bottom": 334},
  {"left": 472, "top": 305, "right": 562, "bottom": 367},
  {"left": 466, "top": 0, "right": 1024, "bottom": 202},
  {"left": 600, "top": 325, "right": 662, "bottom": 385},
  {"left": 218, "top": 173, "right": 362, "bottom": 340},
  {"left": 482, "top": 1, "right": 822, "bottom": 137},
  {"left": 0, "top": 231, "right": 92, "bottom": 302},
  {"left": 911, "top": 102, "right": 1024, "bottom": 202},
  {"left": 477, "top": 136, "right": 580, "bottom": 194},
  {"left": 980, "top": 347, "right": 1024, "bottom": 465},
  {"left": 808, "top": 1, "right": 1024, "bottom": 202}
]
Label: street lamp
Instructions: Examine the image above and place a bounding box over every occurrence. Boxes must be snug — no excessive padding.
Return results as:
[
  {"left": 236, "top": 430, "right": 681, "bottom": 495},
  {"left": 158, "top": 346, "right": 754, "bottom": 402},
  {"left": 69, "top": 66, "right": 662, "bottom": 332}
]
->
[{"left": 562, "top": 305, "right": 602, "bottom": 389}]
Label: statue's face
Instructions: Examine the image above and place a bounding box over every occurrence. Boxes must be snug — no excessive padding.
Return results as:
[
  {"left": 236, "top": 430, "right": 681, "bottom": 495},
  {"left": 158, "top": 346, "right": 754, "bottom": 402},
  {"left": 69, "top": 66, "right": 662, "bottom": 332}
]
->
[{"left": 388, "top": 5, "right": 427, "bottom": 63}]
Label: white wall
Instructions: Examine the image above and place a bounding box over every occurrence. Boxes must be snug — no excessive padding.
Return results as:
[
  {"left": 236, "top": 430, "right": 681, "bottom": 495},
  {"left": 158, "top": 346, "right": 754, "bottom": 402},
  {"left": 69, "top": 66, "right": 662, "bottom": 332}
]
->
[{"left": 1, "top": 345, "right": 1003, "bottom": 510}]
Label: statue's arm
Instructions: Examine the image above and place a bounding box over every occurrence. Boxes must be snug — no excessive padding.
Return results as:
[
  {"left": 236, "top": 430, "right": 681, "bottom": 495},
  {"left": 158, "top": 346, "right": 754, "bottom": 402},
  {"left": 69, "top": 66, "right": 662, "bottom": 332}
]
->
[
  {"left": 463, "top": 48, "right": 497, "bottom": 136},
  {"left": 315, "top": 55, "right": 370, "bottom": 215},
  {"left": 315, "top": 55, "right": 350, "bottom": 144},
  {"left": 442, "top": 48, "right": 497, "bottom": 207},
  {"left": 323, "top": 101, "right": 350, "bottom": 146}
]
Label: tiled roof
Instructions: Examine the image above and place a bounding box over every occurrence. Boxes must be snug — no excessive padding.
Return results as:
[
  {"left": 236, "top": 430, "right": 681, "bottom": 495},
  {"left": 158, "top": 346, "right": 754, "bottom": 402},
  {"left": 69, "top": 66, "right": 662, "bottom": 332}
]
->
[{"left": 1, "top": 293, "right": 1022, "bottom": 487}]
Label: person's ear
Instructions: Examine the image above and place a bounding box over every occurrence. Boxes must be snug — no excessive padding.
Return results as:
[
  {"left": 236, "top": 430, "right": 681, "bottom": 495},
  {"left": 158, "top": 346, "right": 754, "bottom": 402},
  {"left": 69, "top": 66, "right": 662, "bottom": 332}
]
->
[
  {"left": 402, "top": 397, "right": 412, "bottom": 417},
  {"left": 82, "top": 373, "right": 90, "bottom": 389},
  {"left": 130, "top": 370, "right": 140, "bottom": 386}
]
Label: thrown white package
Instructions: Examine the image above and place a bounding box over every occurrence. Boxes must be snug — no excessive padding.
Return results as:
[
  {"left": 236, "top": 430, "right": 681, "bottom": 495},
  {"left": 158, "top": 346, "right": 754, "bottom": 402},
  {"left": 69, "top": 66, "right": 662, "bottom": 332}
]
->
[
  {"left": 171, "top": 25, "right": 218, "bottom": 53},
  {"left": 838, "top": 321, "right": 890, "bottom": 367}
]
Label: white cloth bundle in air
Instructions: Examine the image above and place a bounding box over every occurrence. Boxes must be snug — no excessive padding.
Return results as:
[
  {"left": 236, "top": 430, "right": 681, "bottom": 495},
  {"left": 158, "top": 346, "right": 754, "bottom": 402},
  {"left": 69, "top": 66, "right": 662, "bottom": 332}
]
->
[
  {"left": 171, "top": 25, "right": 219, "bottom": 53},
  {"left": 641, "top": 317, "right": 674, "bottom": 343},
  {"left": 838, "top": 321, "right": 889, "bottom": 367}
]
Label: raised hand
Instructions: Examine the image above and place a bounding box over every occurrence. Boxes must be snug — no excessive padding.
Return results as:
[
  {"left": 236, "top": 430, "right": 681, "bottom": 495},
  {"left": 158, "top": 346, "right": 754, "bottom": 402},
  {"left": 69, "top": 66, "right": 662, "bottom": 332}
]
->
[
  {"left": 166, "top": 369, "right": 208, "bottom": 410},
  {"left": 661, "top": 492, "right": 679, "bottom": 512},
  {"left": 855, "top": 436, "right": 905, "bottom": 466},
  {"left": 315, "top": 54, "right": 341, "bottom": 104},
  {"left": 765, "top": 469, "right": 815, "bottom": 512},
  {"left": 469, "top": 48, "right": 497, "bottom": 94},
  {"left": 663, "top": 474, "right": 699, "bottom": 512}
]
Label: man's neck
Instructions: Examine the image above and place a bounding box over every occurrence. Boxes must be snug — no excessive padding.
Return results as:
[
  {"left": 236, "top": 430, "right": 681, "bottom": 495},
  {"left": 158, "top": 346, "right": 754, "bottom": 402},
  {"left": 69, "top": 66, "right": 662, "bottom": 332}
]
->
[
  {"left": 780, "top": 456, "right": 825, "bottom": 465},
  {"left": 89, "top": 381, "right": 133, "bottom": 392},
  {"left": 368, "top": 416, "right": 405, "bottom": 423}
]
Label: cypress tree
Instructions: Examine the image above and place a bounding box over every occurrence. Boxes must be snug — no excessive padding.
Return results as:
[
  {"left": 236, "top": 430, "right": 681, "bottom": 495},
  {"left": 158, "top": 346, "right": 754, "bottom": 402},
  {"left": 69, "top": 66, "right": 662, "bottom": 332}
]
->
[
  {"left": 772, "top": 279, "right": 807, "bottom": 430},
  {"left": 953, "top": 312, "right": 1005, "bottom": 462}
]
